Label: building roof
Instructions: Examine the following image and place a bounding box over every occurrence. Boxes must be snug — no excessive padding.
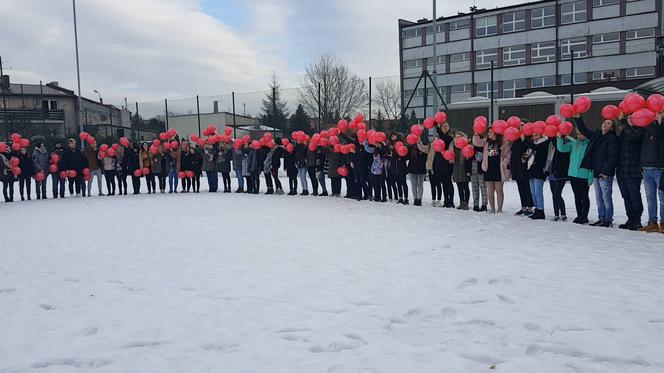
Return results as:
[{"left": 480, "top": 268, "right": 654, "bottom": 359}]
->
[
  {"left": 634, "top": 77, "right": 664, "bottom": 95},
  {"left": 399, "top": 0, "right": 554, "bottom": 28},
  {"left": 0, "top": 83, "right": 74, "bottom": 97}
]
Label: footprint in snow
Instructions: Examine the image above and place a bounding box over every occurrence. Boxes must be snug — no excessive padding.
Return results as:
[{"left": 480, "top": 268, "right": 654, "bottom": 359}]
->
[
  {"left": 458, "top": 278, "right": 479, "bottom": 289},
  {"left": 39, "top": 304, "right": 56, "bottom": 311},
  {"left": 0, "top": 287, "right": 16, "bottom": 294}
]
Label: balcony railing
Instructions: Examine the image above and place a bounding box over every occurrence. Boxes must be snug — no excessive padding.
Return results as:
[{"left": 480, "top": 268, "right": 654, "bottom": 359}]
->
[{"left": 0, "top": 108, "right": 65, "bottom": 122}]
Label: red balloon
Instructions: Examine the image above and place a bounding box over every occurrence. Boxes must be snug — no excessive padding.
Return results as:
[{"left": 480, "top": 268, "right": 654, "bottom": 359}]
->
[
  {"left": 546, "top": 115, "right": 562, "bottom": 127},
  {"left": 159, "top": 132, "right": 168, "bottom": 141},
  {"left": 120, "top": 137, "right": 130, "bottom": 147},
  {"left": 10, "top": 133, "right": 21, "bottom": 142},
  {"left": 142, "top": 167, "right": 150, "bottom": 175},
  {"left": 79, "top": 132, "right": 89, "bottom": 140},
  {"left": 432, "top": 139, "right": 446, "bottom": 153},
  {"left": 506, "top": 116, "right": 521, "bottom": 129},
  {"left": 618, "top": 101, "right": 632, "bottom": 115},
  {"left": 10, "top": 157, "right": 19, "bottom": 166},
  {"left": 455, "top": 137, "right": 468, "bottom": 149},
  {"left": 187, "top": 171, "right": 195, "bottom": 178},
  {"left": 308, "top": 143, "right": 318, "bottom": 152},
  {"left": 357, "top": 122, "right": 367, "bottom": 131},
  {"left": 82, "top": 168, "right": 90, "bottom": 176},
  {"left": 559, "top": 103, "right": 575, "bottom": 118},
  {"left": 473, "top": 121, "right": 487, "bottom": 135},
  {"left": 340, "top": 144, "right": 351, "bottom": 154},
  {"left": 631, "top": 108, "right": 656, "bottom": 127},
  {"left": 573, "top": 96, "right": 591, "bottom": 114},
  {"left": 348, "top": 121, "right": 358, "bottom": 130},
  {"left": 98, "top": 151, "right": 107, "bottom": 159},
  {"left": 11, "top": 167, "right": 21, "bottom": 176},
  {"left": 286, "top": 144, "right": 294, "bottom": 153},
  {"left": 178, "top": 171, "right": 186, "bottom": 179},
  {"left": 461, "top": 145, "right": 475, "bottom": 159},
  {"left": 410, "top": 125, "right": 423, "bottom": 136},
  {"left": 99, "top": 144, "right": 109, "bottom": 152},
  {"left": 11, "top": 143, "right": 20, "bottom": 152},
  {"left": 164, "top": 142, "right": 172, "bottom": 150},
  {"left": 67, "top": 170, "right": 77, "bottom": 178},
  {"left": 337, "top": 166, "right": 349, "bottom": 177},
  {"left": 35, "top": 171, "right": 46, "bottom": 182},
  {"left": 396, "top": 145, "right": 408, "bottom": 157},
  {"left": 112, "top": 143, "right": 119, "bottom": 150},
  {"left": 354, "top": 113, "right": 364, "bottom": 123},
  {"left": 19, "top": 138, "right": 30, "bottom": 148},
  {"left": 503, "top": 127, "right": 520, "bottom": 142},
  {"left": 522, "top": 123, "right": 534, "bottom": 136},
  {"left": 601, "top": 105, "right": 620, "bottom": 120},
  {"left": 357, "top": 129, "right": 367, "bottom": 143},
  {"left": 224, "top": 127, "right": 232, "bottom": 136},
  {"left": 329, "top": 135, "right": 340, "bottom": 146},
  {"left": 133, "top": 169, "right": 142, "bottom": 177},
  {"left": 544, "top": 125, "right": 558, "bottom": 138},
  {"left": 59, "top": 171, "right": 67, "bottom": 179},
  {"left": 647, "top": 94, "right": 664, "bottom": 113},
  {"left": 533, "top": 121, "right": 546, "bottom": 135},
  {"left": 108, "top": 148, "right": 116, "bottom": 157},
  {"left": 170, "top": 141, "right": 179, "bottom": 149},
  {"left": 48, "top": 164, "right": 58, "bottom": 173},
  {"left": 423, "top": 117, "right": 435, "bottom": 129},
  {"left": 406, "top": 134, "right": 418, "bottom": 145},
  {"left": 337, "top": 119, "right": 348, "bottom": 132},
  {"left": 151, "top": 139, "right": 160, "bottom": 147},
  {"left": 474, "top": 116, "right": 488, "bottom": 126},
  {"left": 434, "top": 111, "right": 447, "bottom": 124},
  {"left": 492, "top": 120, "right": 508, "bottom": 135},
  {"left": 443, "top": 149, "right": 455, "bottom": 161},
  {"left": 328, "top": 127, "right": 339, "bottom": 136},
  {"left": 559, "top": 122, "right": 574, "bottom": 136},
  {"left": 625, "top": 94, "right": 646, "bottom": 113},
  {"left": 0, "top": 142, "right": 8, "bottom": 153}
]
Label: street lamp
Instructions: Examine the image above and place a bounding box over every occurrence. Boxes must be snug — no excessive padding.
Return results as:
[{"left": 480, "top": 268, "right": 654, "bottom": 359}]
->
[
  {"left": 94, "top": 89, "right": 102, "bottom": 103},
  {"left": 72, "top": 0, "right": 84, "bottom": 143}
]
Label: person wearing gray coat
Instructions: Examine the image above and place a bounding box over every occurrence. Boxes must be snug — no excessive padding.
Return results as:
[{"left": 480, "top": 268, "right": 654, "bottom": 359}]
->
[
  {"left": 32, "top": 141, "right": 49, "bottom": 199},
  {"left": 232, "top": 147, "right": 246, "bottom": 192}
]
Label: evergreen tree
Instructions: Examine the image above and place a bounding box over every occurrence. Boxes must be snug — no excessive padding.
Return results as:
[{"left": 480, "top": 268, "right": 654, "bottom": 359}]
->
[
  {"left": 288, "top": 104, "right": 313, "bottom": 136},
  {"left": 374, "top": 110, "right": 385, "bottom": 131},
  {"left": 260, "top": 74, "right": 290, "bottom": 130}
]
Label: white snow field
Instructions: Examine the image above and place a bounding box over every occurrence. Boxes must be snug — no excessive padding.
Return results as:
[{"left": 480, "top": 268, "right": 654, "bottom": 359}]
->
[{"left": 1, "top": 177, "right": 663, "bottom": 373}]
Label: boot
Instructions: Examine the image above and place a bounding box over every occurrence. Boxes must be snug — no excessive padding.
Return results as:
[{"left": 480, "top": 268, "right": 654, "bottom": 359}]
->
[
  {"left": 301, "top": 190, "right": 309, "bottom": 196},
  {"left": 403, "top": 198, "right": 410, "bottom": 205},
  {"left": 265, "top": 188, "right": 274, "bottom": 195},
  {"left": 480, "top": 205, "right": 487, "bottom": 212},
  {"left": 530, "top": 209, "right": 545, "bottom": 220},
  {"left": 320, "top": 191, "right": 328, "bottom": 196},
  {"left": 627, "top": 220, "right": 643, "bottom": 231},
  {"left": 473, "top": 205, "right": 480, "bottom": 212},
  {"left": 639, "top": 222, "right": 660, "bottom": 233},
  {"left": 398, "top": 198, "right": 403, "bottom": 204},
  {"left": 660, "top": 223, "right": 664, "bottom": 233},
  {"left": 590, "top": 220, "right": 605, "bottom": 226},
  {"left": 414, "top": 199, "right": 422, "bottom": 206},
  {"left": 619, "top": 219, "right": 633, "bottom": 230}
]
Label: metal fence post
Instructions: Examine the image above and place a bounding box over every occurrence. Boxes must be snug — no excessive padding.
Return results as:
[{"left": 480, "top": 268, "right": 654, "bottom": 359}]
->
[
  {"left": 164, "top": 99, "right": 169, "bottom": 130},
  {"left": 232, "top": 92, "right": 237, "bottom": 138},
  {"left": 369, "top": 76, "right": 372, "bottom": 129},
  {"left": 317, "top": 82, "right": 321, "bottom": 131},
  {"left": 196, "top": 95, "right": 201, "bottom": 138},
  {"left": 135, "top": 102, "right": 140, "bottom": 141}
]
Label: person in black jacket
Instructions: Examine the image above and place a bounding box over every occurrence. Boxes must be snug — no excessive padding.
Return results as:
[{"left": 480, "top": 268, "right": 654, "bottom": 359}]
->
[
  {"left": 295, "top": 142, "right": 309, "bottom": 195},
  {"left": 638, "top": 112, "right": 664, "bottom": 233},
  {"left": 316, "top": 148, "right": 328, "bottom": 196},
  {"left": 616, "top": 114, "right": 645, "bottom": 230},
  {"left": 1, "top": 148, "right": 14, "bottom": 202},
  {"left": 547, "top": 142, "right": 571, "bottom": 221},
  {"left": 124, "top": 142, "right": 141, "bottom": 194},
  {"left": 62, "top": 138, "right": 88, "bottom": 197},
  {"left": 180, "top": 142, "right": 193, "bottom": 193},
  {"left": 510, "top": 136, "right": 533, "bottom": 216},
  {"left": 17, "top": 146, "right": 35, "bottom": 201},
  {"left": 573, "top": 113, "right": 620, "bottom": 227},
  {"left": 50, "top": 142, "right": 65, "bottom": 198},
  {"left": 351, "top": 137, "right": 371, "bottom": 200},
  {"left": 190, "top": 147, "right": 202, "bottom": 193},
  {"left": 284, "top": 145, "right": 298, "bottom": 195},
  {"left": 408, "top": 137, "right": 428, "bottom": 207},
  {"left": 436, "top": 123, "right": 455, "bottom": 207},
  {"left": 525, "top": 134, "right": 551, "bottom": 220},
  {"left": 271, "top": 140, "right": 284, "bottom": 195}
]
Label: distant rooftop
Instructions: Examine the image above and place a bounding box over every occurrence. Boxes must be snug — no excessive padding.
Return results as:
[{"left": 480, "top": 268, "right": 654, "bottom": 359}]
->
[{"left": 0, "top": 83, "right": 74, "bottom": 97}]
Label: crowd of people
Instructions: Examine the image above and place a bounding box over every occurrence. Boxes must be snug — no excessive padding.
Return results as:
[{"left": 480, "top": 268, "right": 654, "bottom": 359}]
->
[{"left": 1, "top": 106, "right": 663, "bottom": 234}]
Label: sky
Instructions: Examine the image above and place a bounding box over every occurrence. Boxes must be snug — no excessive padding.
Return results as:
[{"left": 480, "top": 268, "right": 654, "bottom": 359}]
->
[{"left": 0, "top": 0, "right": 523, "bottom": 108}]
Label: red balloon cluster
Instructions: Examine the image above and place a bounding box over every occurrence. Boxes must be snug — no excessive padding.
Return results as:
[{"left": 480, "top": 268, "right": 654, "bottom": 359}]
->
[
  {"left": 119, "top": 137, "right": 130, "bottom": 148},
  {"left": 473, "top": 116, "right": 488, "bottom": 135},
  {"left": 432, "top": 138, "right": 446, "bottom": 153},
  {"left": 454, "top": 137, "right": 468, "bottom": 149},
  {"left": 461, "top": 145, "right": 475, "bottom": 159},
  {"left": 337, "top": 166, "right": 349, "bottom": 177},
  {"left": 492, "top": 120, "right": 508, "bottom": 135},
  {"left": 434, "top": 111, "right": 447, "bottom": 125}
]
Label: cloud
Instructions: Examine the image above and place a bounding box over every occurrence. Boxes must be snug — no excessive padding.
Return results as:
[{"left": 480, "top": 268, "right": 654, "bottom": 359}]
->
[{"left": 0, "top": 0, "right": 529, "bottom": 111}]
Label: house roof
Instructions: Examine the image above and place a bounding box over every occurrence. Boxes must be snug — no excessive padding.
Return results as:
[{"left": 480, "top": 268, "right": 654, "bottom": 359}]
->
[
  {"left": 0, "top": 83, "right": 74, "bottom": 97},
  {"left": 634, "top": 76, "right": 664, "bottom": 95}
]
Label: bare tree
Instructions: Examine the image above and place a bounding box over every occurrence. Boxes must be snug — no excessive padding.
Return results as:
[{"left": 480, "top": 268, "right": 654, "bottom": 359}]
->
[
  {"left": 299, "top": 54, "right": 367, "bottom": 124},
  {"left": 373, "top": 79, "right": 401, "bottom": 120}
]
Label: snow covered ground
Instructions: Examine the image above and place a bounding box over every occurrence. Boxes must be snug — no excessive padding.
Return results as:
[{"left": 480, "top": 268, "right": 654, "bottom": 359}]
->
[{"left": 1, "top": 176, "right": 663, "bottom": 373}]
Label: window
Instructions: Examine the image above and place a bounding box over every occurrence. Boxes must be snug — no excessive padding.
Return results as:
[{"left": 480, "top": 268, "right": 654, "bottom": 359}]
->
[
  {"left": 475, "top": 16, "right": 497, "bottom": 37},
  {"left": 503, "top": 45, "right": 526, "bottom": 66},
  {"left": 592, "top": 70, "right": 620, "bottom": 81},
  {"left": 450, "top": 52, "right": 469, "bottom": 62},
  {"left": 451, "top": 84, "right": 471, "bottom": 93},
  {"left": 404, "top": 59, "right": 421, "bottom": 68},
  {"left": 561, "top": 1, "right": 587, "bottom": 24},
  {"left": 424, "top": 26, "right": 434, "bottom": 34},
  {"left": 593, "top": 33, "right": 620, "bottom": 44},
  {"left": 503, "top": 11, "right": 525, "bottom": 33},
  {"left": 531, "top": 6, "right": 555, "bottom": 28},
  {"left": 560, "top": 38, "right": 588, "bottom": 59},
  {"left": 626, "top": 66, "right": 655, "bottom": 78},
  {"left": 531, "top": 76, "right": 556, "bottom": 87},
  {"left": 531, "top": 42, "right": 556, "bottom": 63},
  {"left": 403, "top": 28, "right": 421, "bottom": 38},
  {"left": 561, "top": 73, "right": 587, "bottom": 85},
  {"left": 593, "top": 0, "right": 619, "bottom": 6},
  {"left": 476, "top": 82, "right": 499, "bottom": 98},
  {"left": 41, "top": 100, "right": 57, "bottom": 110},
  {"left": 626, "top": 28, "right": 656, "bottom": 40},
  {"left": 502, "top": 79, "right": 526, "bottom": 98},
  {"left": 476, "top": 49, "right": 498, "bottom": 69},
  {"left": 449, "top": 19, "right": 470, "bottom": 30},
  {"left": 426, "top": 56, "right": 445, "bottom": 66}
]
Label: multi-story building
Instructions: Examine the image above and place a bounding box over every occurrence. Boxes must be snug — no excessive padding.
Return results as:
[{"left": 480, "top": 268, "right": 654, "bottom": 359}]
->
[{"left": 399, "top": 0, "right": 663, "bottom": 118}]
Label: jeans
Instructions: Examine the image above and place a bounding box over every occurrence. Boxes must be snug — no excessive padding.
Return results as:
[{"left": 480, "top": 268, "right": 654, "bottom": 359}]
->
[
  {"left": 87, "top": 168, "right": 103, "bottom": 195},
  {"left": 35, "top": 178, "right": 47, "bottom": 199},
  {"left": 157, "top": 173, "right": 166, "bottom": 191},
  {"left": 594, "top": 176, "right": 614, "bottom": 223},
  {"left": 307, "top": 166, "right": 318, "bottom": 194},
  {"left": 428, "top": 171, "right": 442, "bottom": 201},
  {"left": 235, "top": 170, "right": 244, "bottom": 190},
  {"left": 409, "top": 173, "right": 425, "bottom": 200},
  {"left": 206, "top": 171, "right": 218, "bottom": 192},
  {"left": 643, "top": 168, "right": 664, "bottom": 224},
  {"left": 317, "top": 170, "right": 327, "bottom": 193},
  {"left": 529, "top": 178, "right": 545, "bottom": 210},
  {"left": 570, "top": 177, "right": 590, "bottom": 219},
  {"left": 617, "top": 176, "right": 643, "bottom": 222},
  {"left": 298, "top": 167, "right": 308, "bottom": 191},
  {"left": 168, "top": 170, "right": 178, "bottom": 192},
  {"left": 52, "top": 173, "right": 65, "bottom": 198}
]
